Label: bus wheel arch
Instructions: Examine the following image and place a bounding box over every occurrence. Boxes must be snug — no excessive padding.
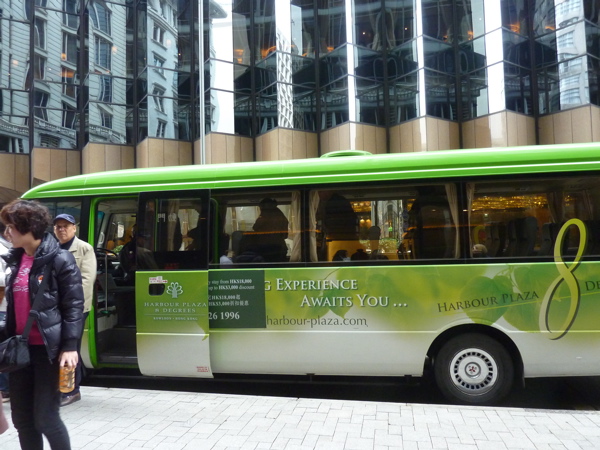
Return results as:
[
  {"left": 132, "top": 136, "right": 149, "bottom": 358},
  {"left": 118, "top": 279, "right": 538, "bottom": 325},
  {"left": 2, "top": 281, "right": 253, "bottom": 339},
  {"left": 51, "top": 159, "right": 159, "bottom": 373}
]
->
[{"left": 427, "top": 325, "right": 523, "bottom": 405}]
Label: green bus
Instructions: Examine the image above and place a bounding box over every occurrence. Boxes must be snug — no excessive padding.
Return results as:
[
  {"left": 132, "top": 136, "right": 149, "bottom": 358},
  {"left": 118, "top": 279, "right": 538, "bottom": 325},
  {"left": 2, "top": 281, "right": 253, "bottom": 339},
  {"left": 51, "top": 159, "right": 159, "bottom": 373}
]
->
[{"left": 22, "top": 143, "right": 600, "bottom": 405}]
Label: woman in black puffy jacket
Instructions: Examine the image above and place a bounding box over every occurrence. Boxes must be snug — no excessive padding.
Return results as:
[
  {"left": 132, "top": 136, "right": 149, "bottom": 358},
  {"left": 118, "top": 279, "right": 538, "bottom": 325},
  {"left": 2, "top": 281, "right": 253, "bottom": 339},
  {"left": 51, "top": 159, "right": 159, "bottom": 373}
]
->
[{"left": 0, "top": 199, "right": 83, "bottom": 450}]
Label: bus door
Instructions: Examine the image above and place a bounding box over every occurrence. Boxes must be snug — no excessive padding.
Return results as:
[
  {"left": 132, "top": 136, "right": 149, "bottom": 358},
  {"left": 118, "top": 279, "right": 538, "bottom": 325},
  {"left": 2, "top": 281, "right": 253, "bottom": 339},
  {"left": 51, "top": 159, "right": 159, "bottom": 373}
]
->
[{"left": 135, "top": 191, "right": 213, "bottom": 377}]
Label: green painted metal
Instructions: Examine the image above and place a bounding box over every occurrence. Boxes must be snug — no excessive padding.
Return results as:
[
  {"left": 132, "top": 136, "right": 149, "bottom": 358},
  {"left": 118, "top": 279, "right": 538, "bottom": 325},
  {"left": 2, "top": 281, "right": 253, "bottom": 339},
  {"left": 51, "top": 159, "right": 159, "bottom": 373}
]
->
[{"left": 23, "top": 143, "right": 600, "bottom": 199}]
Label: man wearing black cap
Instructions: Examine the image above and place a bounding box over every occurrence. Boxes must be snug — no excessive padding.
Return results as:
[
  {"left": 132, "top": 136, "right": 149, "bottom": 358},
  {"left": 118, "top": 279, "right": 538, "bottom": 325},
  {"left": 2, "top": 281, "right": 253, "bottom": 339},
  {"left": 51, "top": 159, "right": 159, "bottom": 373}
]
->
[{"left": 53, "top": 213, "right": 97, "bottom": 406}]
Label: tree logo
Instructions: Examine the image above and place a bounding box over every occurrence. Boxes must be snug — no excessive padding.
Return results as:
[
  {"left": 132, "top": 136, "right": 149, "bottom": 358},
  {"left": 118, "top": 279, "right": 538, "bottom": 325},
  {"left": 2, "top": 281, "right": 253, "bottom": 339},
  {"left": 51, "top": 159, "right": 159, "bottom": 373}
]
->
[{"left": 167, "top": 282, "right": 183, "bottom": 299}]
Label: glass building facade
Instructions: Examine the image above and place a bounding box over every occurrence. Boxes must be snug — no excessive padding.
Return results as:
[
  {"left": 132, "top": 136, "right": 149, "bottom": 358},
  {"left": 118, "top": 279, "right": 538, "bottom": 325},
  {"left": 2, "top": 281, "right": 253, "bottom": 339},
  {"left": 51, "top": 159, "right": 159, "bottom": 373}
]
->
[{"left": 0, "top": 0, "right": 599, "bottom": 195}]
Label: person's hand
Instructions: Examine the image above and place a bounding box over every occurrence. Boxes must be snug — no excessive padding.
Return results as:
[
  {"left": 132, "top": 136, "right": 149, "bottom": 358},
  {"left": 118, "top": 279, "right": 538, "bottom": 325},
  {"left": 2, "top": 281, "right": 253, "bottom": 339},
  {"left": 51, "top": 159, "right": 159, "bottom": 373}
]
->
[{"left": 59, "top": 351, "right": 78, "bottom": 369}]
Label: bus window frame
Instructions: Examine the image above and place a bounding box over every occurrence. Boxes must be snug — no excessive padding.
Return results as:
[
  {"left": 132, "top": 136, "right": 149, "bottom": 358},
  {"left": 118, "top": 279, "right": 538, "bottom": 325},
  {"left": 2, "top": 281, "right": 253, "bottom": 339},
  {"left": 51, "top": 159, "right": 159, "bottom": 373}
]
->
[{"left": 138, "top": 190, "right": 211, "bottom": 271}]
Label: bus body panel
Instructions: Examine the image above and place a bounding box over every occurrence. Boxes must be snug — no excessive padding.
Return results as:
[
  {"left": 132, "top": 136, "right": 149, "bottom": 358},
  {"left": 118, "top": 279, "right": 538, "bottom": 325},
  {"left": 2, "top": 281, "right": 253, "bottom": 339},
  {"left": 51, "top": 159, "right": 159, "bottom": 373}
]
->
[
  {"left": 136, "top": 270, "right": 212, "bottom": 377},
  {"left": 207, "top": 330, "right": 430, "bottom": 376},
  {"left": 200, "top": 260, "right": 600, "bottom": 376},
  {"left": 513, "top": 332, "right": 600, "bottom": 377}
]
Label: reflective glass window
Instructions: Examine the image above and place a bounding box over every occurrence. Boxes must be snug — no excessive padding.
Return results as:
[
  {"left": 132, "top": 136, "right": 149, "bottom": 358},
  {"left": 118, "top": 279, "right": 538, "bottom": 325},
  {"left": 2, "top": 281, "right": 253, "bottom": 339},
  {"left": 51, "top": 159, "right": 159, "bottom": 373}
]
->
[
  {"left": 533, "top": 0, "right": 556, "bottom": 37},
  {"left": 586, "top": 22, "right": 600, "bottom": 56},
  {"left": 63, "top": 33, "right": 78, "bottom": 64},
  {"left": 390, "top": 72, "right": 419, "bottom": 123},
  {"left": 352, "top": 0, "right": 378, "bottom": 49},
  {"left": 156, "top": 119, "right": 166, "bottom": 137},
  {"left": 389, "top": 0, "right": 416, "bottom": 47},
  {"left": 292, "top": 85, "right": 317, "bottom": 131},
  {"left": 35, "top": 117, "right": 77, "bottom": 148},
  {"left": 321, "top": 77, "right": 349, "bottom": 129},
  {"left": 63, "top": 0, "right": 78, "bottom": 15},
  {"left": 423, "top": 38, "right": 454, "bottom": 73},
  {"left": 91, "top": 1, "right": 112, "bottom": 35},
  {"left": 34, "top": 55, "right": 46, "bottom": 80},
  {"left": 588, "top": 56, "right": 600, "bottom": 106},
  {"left": 0, "top": 90, "right": 29, "bottom": 120},
  {"left": 425, "top": 70, "right": 456, "bottom": 120},
  {"left": 95, "top": 36, "right": 112, "bottom": 69},
  {"left": 389, "top": 39, "right": 419, "bottom": 77},
  {"left": 502, "top": 0, "right": 529, "bottom": 36},
  {"left": 173, "top": 99, "right": 192, "bottom": 140},
  {"left": 537, "top": 63, "right": 560, "bottom": 114},
  {"left": 422, "top": 0, "right": 454, "bottom": 42},
  {"left": 320, "top": 45, "right": 348, "bottom": 85},
  {"left": 291, "top": 0, "right": 315, "bottom": 57},
  {"left": 0, "top": 135, "right": 27, "bottom": 153},
  {"left": 62, "top": 103, "right": 78, "bottom": 129},
  {"left": 33, "top": 90, "right": 49, "bottom": 120},
  {"left": 505, "top": 63, "right": 532, "bottom": 114},
  {"left": 98, "top": 75, "right": 113, "bottom": 102},
  {"left": 256, "top": 85, "right": 278, "bottom": 133},
  {"left": 89, "top": 74, "right": 128, "bottom": 106},
  {"left": 535, "top": 32, "right": 559, "bottom": 68},
  {"left": 233, "top": 92, "right": 252, "bottom": 136},
  {"left": 89, "top": 102, "right": 129, "bottom": 144},
  {"left": 459, "top": 36, "right": 487, "bottom": 75},
  {"left": 585, "top": 1, "right": 600, "bottom": 22},
  {"left": 0, "top": 89, "right": 29, "bottom": 153},
  {"left": 455, "top": 0, "right": 485, "bottom": 42},
  {"left": 317, "top": 0, "right": 346, "bottom": 52},
  {"left": 151, "top": 86, "right": 165, "bottom": 112},
  {"left": 63, "top": 12, "right": 79, "bottom": 30},
  {"left": 355, "top": 81, "right": 383, "bottom": 125},
  {"left": 503, "top": 30, "right": 530, "bottom": 67},
  {"left": 461, "top": 67, "right": 489, "bottom": 119},
  {"left": 34, "top": 18, "right": 45, "bottom": 49},
  {"left": 354, "top": 46, "right": 382, "bottom": 82},
  {"left": 254, "top": 1, "right": 275, "bottom": 63},
  {"left": 8, "top": 2, "right": 27, "bottom": 21},
  {"left": 101, "top": 109, "right": 112, "bottom": 128}
]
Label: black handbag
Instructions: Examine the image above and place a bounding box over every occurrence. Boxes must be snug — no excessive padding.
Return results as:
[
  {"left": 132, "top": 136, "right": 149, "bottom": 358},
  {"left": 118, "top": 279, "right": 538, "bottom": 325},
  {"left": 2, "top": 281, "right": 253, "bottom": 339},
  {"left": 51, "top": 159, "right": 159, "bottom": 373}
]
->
[{"left": 0, "top": 265, "right": 51, "bottom": 373}]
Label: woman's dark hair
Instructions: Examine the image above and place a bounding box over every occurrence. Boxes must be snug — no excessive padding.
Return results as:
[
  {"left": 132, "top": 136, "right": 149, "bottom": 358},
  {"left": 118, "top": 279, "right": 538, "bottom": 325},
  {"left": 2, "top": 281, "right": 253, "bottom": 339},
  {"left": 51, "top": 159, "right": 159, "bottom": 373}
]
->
[{"left": 0, "top": 199, "right": 52, "bottom": 240}]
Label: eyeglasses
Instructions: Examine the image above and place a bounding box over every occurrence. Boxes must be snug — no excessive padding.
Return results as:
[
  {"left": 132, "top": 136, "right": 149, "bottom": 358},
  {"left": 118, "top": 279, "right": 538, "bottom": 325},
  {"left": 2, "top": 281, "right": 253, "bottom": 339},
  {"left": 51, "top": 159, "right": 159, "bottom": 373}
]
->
[{"left": 54, "top": 224, "right": 73, "bottom": 231}]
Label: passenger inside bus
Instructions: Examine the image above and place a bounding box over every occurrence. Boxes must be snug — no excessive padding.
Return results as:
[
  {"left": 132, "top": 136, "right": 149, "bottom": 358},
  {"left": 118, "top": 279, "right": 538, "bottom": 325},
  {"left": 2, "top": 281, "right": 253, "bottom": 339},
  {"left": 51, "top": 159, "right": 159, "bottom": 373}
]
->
[
  {"left": 320, "top": 192, "right": 358, "bottom": 240},
  {"left": 185, "top": 201, "right": 204, "bottom": 251},
  {"left": 316, "top": 191, "right": 359, "bottom": 261},
  {"left": 119, "top": 224, "right": 158, "bottom": 283},
  {"left": 250, "top": 198, "right": 289, "bottom": 262},
  {"left": 219, "top": 236, "right": 233, "bottom": 266}
]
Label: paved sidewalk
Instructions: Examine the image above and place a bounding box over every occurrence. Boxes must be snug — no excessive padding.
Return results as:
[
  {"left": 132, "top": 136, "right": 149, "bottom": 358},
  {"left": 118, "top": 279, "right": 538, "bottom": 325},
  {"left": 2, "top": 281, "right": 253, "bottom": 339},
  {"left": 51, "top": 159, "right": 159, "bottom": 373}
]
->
[{"left": 0, "top": 387, "right": 599, "bottom": 449}]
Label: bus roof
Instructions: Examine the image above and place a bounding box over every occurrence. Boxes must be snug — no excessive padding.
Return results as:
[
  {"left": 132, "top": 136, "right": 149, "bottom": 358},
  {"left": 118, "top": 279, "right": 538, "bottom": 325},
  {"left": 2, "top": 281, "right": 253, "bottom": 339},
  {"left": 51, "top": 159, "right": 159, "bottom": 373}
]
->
[{"left": 23, "top": 143, "right": 600, "bottom": 199}]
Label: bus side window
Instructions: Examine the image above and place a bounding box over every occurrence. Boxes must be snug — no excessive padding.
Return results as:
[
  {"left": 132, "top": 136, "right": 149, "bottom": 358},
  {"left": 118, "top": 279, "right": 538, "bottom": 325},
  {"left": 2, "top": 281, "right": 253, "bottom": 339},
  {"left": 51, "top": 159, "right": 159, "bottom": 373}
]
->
[
  {"left": 312, "top": 184, "right": 458, "bottom": 262},
  {"left": 214, "top": 192, "right": 297, "bottom": 265},
  {"left": 140, "top": 197, "right": 209, "bottom": 270},
  {"left": 469, "top": 180, "right": 575, "bottom": 258}
]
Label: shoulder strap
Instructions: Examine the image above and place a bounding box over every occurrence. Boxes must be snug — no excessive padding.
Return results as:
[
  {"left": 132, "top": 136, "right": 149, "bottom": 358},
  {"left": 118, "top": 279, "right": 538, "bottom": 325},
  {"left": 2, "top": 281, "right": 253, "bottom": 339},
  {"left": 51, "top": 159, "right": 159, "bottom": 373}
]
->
[{"left": 21, "top": 264, "right": 52, "bottom": 340}]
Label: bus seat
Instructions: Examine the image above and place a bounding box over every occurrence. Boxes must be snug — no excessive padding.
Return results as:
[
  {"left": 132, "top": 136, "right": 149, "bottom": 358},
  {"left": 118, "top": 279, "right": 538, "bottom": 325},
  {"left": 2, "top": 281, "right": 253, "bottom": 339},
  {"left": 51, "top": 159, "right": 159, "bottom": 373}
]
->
[
  {"left": 505, "top": 220, "right": 518, "bottom": 257},
  {"left": 97, "top": 273, "right": 135, "bottom": 327},
  {"left": 539, "top": 223, "right": 555, "bottom": 256},
  {"left": 484, "top": 225, "right": 493, "bottom": 254},
  {"left": 231, "top": 230, "right": 244, "bottom": 258},
  {"left": 517, "top": 216, "right": 538, "bottom": 256},
  {"left": 496, "top": 222, "right": 507, "bottom": 256}
]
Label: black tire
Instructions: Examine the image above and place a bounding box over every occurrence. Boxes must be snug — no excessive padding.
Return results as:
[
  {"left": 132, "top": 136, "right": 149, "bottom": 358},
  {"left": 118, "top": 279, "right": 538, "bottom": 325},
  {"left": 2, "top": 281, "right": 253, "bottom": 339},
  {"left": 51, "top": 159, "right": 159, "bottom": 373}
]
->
[{"left": 434, "top": 333, "right": 514, "bottom": 405}]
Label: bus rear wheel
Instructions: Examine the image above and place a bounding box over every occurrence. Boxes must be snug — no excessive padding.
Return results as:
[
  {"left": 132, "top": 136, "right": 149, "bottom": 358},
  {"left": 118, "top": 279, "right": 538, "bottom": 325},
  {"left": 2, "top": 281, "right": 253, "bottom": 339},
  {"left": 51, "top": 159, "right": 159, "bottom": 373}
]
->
[{"left": 434, "top": 333, "right": 514, "bottom": 405}]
